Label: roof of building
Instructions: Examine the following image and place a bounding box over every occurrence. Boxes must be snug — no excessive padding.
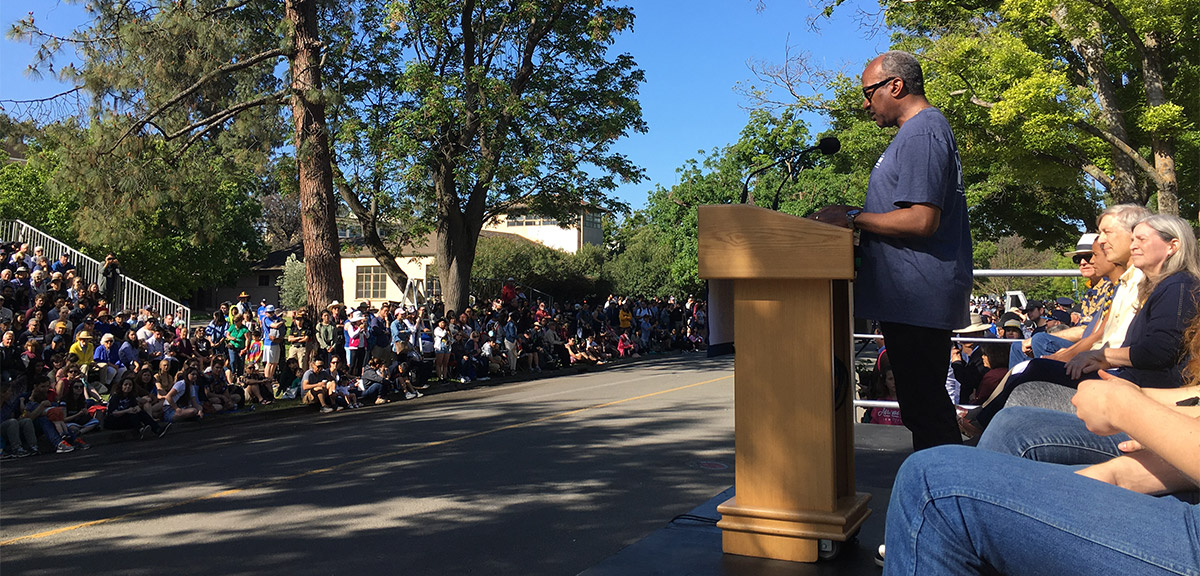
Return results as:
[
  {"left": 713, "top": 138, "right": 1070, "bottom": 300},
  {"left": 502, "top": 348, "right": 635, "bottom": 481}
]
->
[{"left": 254, "top": 230, "right": 541, "bottom": 269}]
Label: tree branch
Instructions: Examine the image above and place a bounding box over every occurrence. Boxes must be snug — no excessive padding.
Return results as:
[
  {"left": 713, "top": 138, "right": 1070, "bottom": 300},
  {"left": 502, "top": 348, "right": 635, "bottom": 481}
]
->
[
  {"left": 107, "top": 47, "right": 290, "bottom": 153},
  {"left": 166, "top": 88, "right": 289, "bottom": 141},
  {"left": 173, "top": 89, "right": 289, "bottom": 156},
  {"left": 0, "top": 86, "right": 84, "bottom": 104},
  {"left": 332, "top": 160, "right": 411, "bottom": 289},
  {"left": 1071, "top": 119, "right": 1162, "bottom": 186}
]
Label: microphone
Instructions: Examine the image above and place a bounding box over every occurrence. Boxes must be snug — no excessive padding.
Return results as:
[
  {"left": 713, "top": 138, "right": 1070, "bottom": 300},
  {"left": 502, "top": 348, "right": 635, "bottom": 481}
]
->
[{"left": 739, "top": 136, "right": 841, "bottom": 206}]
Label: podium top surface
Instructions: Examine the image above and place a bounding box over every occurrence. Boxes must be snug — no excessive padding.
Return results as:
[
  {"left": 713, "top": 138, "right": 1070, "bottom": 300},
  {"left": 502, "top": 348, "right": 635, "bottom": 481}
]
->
[{"left": 697, "top": 205, "right": 854, "bottom": 280}]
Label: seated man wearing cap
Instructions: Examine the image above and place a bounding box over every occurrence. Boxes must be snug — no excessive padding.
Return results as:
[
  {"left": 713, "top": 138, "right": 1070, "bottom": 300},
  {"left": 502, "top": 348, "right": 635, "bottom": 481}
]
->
[{"left": 951, "top": 313, "right": 994, "bottom": 404}]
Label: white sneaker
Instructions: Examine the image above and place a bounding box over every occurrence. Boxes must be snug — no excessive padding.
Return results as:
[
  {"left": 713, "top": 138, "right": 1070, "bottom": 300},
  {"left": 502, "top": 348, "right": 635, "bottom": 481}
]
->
[
  {"left": 320, "top": 406, "right": 334, "bottom": 414},
  {"left": 415, "top": 391, "right": 424, "bottom": 398},
  {"left": 404, "top": 392, "right": 417, "bottom": 400},
  {"left": 875, "top": 544, "right": 885, "bottom": 567}
]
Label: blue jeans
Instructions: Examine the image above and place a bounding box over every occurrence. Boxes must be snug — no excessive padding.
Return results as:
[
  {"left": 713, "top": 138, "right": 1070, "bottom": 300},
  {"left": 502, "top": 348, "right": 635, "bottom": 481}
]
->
[
  {"left": 358, "top": 381, "right": 383, "bottom": 404},
  {"left": 976, "top": 406, "right": 1128, "bottom": 465},
  {"left": 1008, "top": 333, "right": 1071, "bottom": 368},
  {"left": 228, "top": 347, "right": 244, "bottom": 376},
  {"left": 886, "top": 445, "right": 1200, "bottom": 575}
]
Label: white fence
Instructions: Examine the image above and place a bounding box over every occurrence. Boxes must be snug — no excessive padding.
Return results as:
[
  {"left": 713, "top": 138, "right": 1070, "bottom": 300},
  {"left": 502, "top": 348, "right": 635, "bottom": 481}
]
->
[{"left": 1, "top": 219, "right": 191, "bottom": 327}]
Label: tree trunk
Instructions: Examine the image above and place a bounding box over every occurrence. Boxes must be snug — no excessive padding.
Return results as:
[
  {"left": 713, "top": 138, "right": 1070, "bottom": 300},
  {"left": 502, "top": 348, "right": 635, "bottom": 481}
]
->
[
  {"left": 1141, "top": 31, "right": 1179, "bottom": 216},
  {"left": 1059, "top": 12, "right": 1140, "bottom": 203},
  {"left": 286, "top": 0, "right": 343, "bottom": 313},
  {"left": 332, "top": 164, "right": 411, "bottom": 298},
  {"left": 433, "top": 167, "right": 481, "bottom": 314}
]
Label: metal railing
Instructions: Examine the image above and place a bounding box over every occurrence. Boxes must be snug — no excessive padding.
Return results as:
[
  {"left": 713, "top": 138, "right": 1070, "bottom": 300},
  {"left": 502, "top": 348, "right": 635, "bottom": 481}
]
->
[
  {"left": 852, "top": 267, "right": 1080, "bottom": 414},
  {"left": 1, "top": 219, "right": 191, "bottom": 327}
]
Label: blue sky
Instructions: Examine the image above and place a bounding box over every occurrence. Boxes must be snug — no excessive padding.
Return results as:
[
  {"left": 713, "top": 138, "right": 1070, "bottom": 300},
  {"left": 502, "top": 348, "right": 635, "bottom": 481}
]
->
[{"left": 0, "top": 0, "right": 889, "bottom": 210}]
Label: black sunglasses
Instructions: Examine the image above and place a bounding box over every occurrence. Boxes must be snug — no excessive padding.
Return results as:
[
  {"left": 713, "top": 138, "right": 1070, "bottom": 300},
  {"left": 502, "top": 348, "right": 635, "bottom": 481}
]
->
[
  {"left": 1072, "top": 253, "right": 1094, "bottom": 265},
  {"left": 862, "top": 76, "right": 898, "bottom": 101}
]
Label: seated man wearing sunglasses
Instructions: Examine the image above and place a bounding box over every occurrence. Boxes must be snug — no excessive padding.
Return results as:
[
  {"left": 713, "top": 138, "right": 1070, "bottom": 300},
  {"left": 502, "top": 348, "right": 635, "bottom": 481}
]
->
[{"left": 1009, "top": 233, "right": 1116, "bottom": 366}]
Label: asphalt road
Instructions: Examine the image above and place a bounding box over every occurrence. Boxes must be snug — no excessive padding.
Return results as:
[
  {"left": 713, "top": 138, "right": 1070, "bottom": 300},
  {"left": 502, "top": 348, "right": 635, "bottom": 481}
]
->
[{"left": 1, "top": 355, "right": 737, "bottom": 576}]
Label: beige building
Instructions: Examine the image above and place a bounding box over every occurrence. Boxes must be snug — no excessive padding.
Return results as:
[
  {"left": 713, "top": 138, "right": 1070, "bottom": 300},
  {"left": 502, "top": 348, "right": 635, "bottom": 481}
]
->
[{"left": 339, "top": 208, "right": 604, "bottom": 306}]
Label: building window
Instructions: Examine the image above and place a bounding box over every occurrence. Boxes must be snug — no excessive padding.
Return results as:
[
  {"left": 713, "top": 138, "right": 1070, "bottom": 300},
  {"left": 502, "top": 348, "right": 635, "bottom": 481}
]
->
[
  {"left": 258, "top": 275, "right": 270, "bottom": 287},
  {"left": 583, "top": 211, "right": 602, "bottom": 229},
  {"left": 507, "top": 213, "right": 558, "bottom": 227},
  {"left": 355, "top": 266, "right": 387, "bottom": 300}
]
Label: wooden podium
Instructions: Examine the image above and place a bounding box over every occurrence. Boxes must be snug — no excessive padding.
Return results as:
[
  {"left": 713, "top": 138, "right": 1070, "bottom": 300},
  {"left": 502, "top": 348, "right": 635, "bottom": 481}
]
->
[{"left": 698, "top": 204, "right": 871, "bottom": 563}]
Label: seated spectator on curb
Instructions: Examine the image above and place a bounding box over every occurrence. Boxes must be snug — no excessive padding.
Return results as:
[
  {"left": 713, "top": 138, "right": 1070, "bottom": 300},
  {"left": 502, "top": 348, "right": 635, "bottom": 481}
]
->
[
  {"left": 25, "top": 381, "right": 74, "bottom": 453},
  {"left": 202, "top": 357, "right": 241, "bottom": 413},
  {"left": 92, "top": 332, "right": 125, "bottom": 389},
  {"left": 104, "top": 377, "right": 168, "bottom": 438},
  {"left": 118, "top": 330, "right": 145, "bottom": 376},
  {"left": 359, "top": 356, "right": 393, "bottom": 404},
  {"left": 275, "top": 357, "right": 301, "bottom": 398},
  {"left": 68, "top": 330, "right": 95, "bottom": 372},
  {"left": 163, "top": 367, "right": 204, "bottom": 422},
  {"left": 1, "top": 384, "right": 38, "bottom": 458},
  {"left": 963, "top": 214, "right": 1200, "bottom": 435},
  {"left": 238, "top": 365, "right": 273, "bottom": 406},
  {"left": 61, "top": 378, "right": 101, "bottom": 449},
  {"left": 300, "top": 358, "right": 337, "bottom": 414}
]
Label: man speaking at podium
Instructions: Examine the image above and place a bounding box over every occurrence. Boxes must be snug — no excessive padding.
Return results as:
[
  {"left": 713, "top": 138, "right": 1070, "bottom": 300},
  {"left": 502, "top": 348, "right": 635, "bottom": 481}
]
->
[{"left": 811, "top": 51, "right": 972, "bottom": 450}]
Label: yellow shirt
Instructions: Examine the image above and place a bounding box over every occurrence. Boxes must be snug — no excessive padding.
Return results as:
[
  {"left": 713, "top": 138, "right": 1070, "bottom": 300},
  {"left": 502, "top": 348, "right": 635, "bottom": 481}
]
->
[
  {"left": 619, "top": 309, "right": 632, "bottom": 329},
  {"left": 1096, "top": 267, "right": 1144, "bottom": 350},
  {"left": 68, "top": 341, "right": 96, "bottom": 367}
]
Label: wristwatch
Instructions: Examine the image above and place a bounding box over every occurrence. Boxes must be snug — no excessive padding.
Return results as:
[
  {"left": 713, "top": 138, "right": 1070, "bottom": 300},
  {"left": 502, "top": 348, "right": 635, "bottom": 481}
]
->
[{"left": 845, "top": 209, "right": 862, "bottom": 228}]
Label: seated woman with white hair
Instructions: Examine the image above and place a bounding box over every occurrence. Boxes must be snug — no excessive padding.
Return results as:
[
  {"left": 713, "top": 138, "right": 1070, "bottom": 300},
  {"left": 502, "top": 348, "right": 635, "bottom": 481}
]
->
[{"left": 91, "top": 332, "right": 126, "bottom": 389}]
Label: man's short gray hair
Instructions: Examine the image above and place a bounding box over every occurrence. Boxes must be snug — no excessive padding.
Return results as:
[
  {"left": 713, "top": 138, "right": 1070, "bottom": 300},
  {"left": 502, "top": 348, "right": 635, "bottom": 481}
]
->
[
  {"left": 1097, "top": 203, "right": 1152, "bottom": 231},
  {"left": 880, "top": 51, "right": 925, "bottom": 96}
]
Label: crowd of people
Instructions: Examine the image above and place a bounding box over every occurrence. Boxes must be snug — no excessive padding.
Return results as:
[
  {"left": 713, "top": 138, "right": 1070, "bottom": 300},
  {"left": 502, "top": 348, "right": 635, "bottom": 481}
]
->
[{"left": 0, "top": 250, "right": 712, "bottom": 457}]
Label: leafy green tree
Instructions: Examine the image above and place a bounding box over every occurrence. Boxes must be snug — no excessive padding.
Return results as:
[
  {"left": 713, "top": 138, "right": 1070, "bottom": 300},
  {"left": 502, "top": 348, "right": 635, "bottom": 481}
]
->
[
  {"left": 602, "top": 225, "right": 675, "bottom": 298},
  {"left": 815, "top": 0, "right": 1197, "bottom": 217},
  {"left": 276, "top": 254, "right": 308, "bottom": 309},
  {"left": 636, "top": 108, "right": 849, "bottom": 295},
  {"left": 975, "top": 235, "right": 1074, "bottom": 301},
  {"left": 381, "top": 0, "right": 647, "bottom": 313},
  {"left": 9, "top": 0, "right": 344, "bottom": 308},
  {"left": 0, "top": 121, "right": 76, "bottom": 240},
  {"left": 470, "top": 235, "right": 607, "bottom": 303}
]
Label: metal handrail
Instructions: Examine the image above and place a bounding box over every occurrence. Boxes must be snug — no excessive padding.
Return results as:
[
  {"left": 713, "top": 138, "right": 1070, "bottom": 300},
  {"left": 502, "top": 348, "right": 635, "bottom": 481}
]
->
[
  {"left": 1, "top": 219, "right": 190, "bottom": 326},
  {"left": 973, "top": 269, "right": 1079, "bottom": 277},
  {"left": 853, "top": 266, "right": 1081, "bottom": 413}
]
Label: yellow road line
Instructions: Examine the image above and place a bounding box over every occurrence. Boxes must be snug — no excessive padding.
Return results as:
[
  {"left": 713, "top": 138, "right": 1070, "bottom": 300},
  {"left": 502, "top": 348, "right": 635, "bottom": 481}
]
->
[{"left": 1, "top": 374, "right": 732, "bottom": 547}]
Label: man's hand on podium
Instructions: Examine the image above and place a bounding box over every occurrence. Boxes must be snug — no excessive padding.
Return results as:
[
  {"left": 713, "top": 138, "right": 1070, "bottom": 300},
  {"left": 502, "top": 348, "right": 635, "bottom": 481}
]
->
[{"left": 808, "top": 204, "right": 860, "bottom": 229}]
